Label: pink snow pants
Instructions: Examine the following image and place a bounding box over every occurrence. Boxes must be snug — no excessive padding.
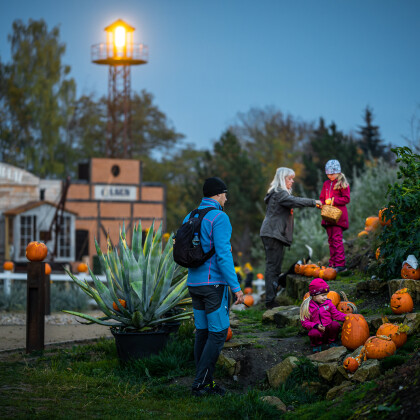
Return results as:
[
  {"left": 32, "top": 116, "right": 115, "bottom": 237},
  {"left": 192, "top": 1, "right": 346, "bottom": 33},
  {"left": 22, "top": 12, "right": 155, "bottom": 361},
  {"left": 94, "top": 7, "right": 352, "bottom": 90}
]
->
[
  {"left": 308, "top": 321, "right": 341, "bottom": 346},
  {"left": 326, "top": 225, "right": 345, "bottom": 267}
]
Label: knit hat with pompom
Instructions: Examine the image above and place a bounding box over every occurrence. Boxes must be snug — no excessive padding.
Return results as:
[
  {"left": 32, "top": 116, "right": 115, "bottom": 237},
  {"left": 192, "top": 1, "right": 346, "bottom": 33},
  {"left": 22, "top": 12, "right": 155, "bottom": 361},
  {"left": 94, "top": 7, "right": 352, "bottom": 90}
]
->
[{"left": 309, "top": 278, "right": 330, "bottom": 296}]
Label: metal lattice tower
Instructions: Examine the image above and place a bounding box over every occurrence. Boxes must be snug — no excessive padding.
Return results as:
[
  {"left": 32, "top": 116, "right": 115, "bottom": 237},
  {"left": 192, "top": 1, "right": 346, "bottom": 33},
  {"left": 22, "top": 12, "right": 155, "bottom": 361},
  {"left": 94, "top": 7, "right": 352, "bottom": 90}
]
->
[{"left": 91, "top": 19, "right": 148, "bottom": 158}]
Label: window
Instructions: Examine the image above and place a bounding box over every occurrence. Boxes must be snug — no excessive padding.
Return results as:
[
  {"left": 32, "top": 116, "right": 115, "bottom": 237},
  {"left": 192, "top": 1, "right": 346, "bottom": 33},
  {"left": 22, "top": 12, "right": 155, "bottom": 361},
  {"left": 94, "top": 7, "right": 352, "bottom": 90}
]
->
[
  {"left": 57, "top": 216, "right": 71, "bottom": 258},
  {"left": 20, "top": 215, "right": 37, "bottom": 256}
]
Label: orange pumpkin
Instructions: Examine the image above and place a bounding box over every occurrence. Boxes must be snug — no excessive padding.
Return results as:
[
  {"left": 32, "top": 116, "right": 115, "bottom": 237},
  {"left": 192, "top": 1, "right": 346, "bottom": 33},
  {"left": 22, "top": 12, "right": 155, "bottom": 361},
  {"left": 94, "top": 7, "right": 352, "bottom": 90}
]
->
[
  {"left": 375, "top": 248, "right": 380, "bottom": 260},
  {"left": 341, "top": 314, "right": 370, "bottom": 350},
  {"left": 401, "top": 263, "right": 420, "bottom": 280},
  {"left": 244, "top": 287, "right": 253, "bottom": 295},
  {"left": 390, "top": 288, "right": 413, "bottom": 314},
  {"left": 45, "top": 263, "right": 52, "bottom": 275},
  {"left": 225, "top": 326, "right": 233, "bottom": 342},
  {"left": 77, "top": 263, "right": 88, "bottom": 273},
  {"left": 113, "top": 299, "right": 127, "bottom": 311},
  {"left": 343, "top": 357, "right": 360, "bottom": 373},
  {"left": 3, "top": 261, "right": 14, "bottom": 271},
  {"left": 337, "top": 292, "right": 357, "bottom": 314},
  {"left": 376, "top": 322, "right": 408, "bottom": 349},
  {"left": 25, "top": 241, "right": 48, "bottom": 261},
  {"left": 303, "top": 264, "right": 319, "bottom": 277},
  {"left": 256, "top": 273, "right": 264, "bottom": 280},
  {"left": 244, "top": 294, "right": 254, "bottom": 307},
  {"left": 312, "top": 267, "right": 321, "bottom": 277},
  {"left": 327, "top": 291, "right": 341, "bottom": 307},
  {"left": 378, "top": 208, "right": 391, "bottom": 226},
  {"left": 358, "top": 231, "right": 369, "bottom": 238},
  {"left": 365, "top": 335, "right": 396, "bottom": 359},
  {"left": 365, "top": 216, "right": 380, "bottom": 232},
  {"left": 322, "top": 267, "right": 337, "bottom": 281},
  {"left": 294, "top": 264, "right": 302, "bottom": 274}
]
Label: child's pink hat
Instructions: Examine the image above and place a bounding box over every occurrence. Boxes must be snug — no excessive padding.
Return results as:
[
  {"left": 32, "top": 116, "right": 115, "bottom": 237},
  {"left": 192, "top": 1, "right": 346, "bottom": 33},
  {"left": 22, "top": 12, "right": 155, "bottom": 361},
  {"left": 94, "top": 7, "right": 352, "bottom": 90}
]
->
[{"left": 309, "top": 278, "right": 330, "bottom": 296}]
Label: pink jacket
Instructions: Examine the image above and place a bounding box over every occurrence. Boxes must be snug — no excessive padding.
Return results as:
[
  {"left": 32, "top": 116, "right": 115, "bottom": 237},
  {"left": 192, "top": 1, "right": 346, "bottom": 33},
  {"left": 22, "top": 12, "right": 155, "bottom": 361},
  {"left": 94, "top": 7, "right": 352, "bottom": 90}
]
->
[
  {"left": 301, "top": 299, "right": 347, "bottom": 330},
  {"left": 319, "top": 179, "right": 350, "bottom": 230}
]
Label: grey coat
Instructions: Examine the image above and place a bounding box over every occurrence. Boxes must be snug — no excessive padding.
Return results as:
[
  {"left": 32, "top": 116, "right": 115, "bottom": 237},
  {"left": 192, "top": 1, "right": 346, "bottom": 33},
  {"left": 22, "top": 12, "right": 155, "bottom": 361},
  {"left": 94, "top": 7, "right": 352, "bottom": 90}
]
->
[{"left": 260, "top": 190, "right": 316, "bottom": 246}]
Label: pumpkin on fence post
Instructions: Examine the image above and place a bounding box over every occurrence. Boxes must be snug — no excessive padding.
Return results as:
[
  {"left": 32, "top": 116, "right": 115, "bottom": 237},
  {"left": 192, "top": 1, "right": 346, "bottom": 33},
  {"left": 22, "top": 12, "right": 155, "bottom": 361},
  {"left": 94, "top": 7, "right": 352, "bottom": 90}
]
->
[
  {"left": 390, "top": 288, "right": 414, "bottom": 314},
  {"left": 77, "top": 263, "right": 88, "bottom": 273},
  {"left": 341, "top": 314, "right": 370, "bottom": 350},
  {"left": 3, "top": 261, "right": 14, "bottom": 271},
  {"left": 26, "top": 241, "right": 48, "bottom": 261},
  {"left": 45, "top": 263, "right": 52, "bottom": 275}
]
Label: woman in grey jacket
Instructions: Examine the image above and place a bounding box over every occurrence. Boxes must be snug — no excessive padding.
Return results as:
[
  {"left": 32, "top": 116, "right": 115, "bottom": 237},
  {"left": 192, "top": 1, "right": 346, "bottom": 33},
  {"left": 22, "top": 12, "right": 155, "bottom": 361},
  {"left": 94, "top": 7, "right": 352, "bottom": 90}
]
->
[{"left": 260, "top": 167, "right": 322, "bottom": 309}]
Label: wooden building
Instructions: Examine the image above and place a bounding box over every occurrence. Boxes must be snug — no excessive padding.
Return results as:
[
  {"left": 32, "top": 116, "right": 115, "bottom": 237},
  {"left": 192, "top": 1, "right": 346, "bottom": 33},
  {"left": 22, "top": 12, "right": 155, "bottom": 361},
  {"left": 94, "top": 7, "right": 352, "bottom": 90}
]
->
[{"left": 0, "top": 158, "right": 165, "bottom": 268}]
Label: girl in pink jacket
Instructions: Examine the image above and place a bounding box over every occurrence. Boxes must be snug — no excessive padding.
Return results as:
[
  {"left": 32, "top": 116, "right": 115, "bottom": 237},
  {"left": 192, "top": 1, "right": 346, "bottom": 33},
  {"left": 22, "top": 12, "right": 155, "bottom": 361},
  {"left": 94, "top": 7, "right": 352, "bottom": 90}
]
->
[
  {"left": 319, "top": 159, "right": 350, "bottom": 272},
  {"left": 300, "top": 278, "right": 347, "bottom": 353}
]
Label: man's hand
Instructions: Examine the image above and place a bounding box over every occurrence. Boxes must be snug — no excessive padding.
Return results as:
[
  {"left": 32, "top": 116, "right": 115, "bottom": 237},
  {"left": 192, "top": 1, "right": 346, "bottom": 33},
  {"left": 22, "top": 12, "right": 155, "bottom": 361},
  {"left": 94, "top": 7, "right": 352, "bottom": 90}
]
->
[
  {"left": 315, "top": 200, "right": 322, "bottom": 208},
  {"left": 234, "top": 290, "right": 244, "bottom": 305}
]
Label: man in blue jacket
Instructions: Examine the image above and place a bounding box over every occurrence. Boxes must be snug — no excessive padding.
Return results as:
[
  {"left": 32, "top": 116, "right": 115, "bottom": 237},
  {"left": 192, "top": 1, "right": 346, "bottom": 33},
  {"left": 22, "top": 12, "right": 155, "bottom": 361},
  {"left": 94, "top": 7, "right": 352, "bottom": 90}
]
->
[{"left": 185, "top": 177, "right": 244, "bottom": 397}]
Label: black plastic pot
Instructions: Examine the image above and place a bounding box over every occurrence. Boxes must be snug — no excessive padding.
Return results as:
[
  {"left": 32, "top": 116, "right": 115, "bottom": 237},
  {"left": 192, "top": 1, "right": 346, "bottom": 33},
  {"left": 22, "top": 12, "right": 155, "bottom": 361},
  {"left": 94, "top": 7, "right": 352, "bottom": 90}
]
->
[
  {"left": 162, "top": 321, "right": 181, "bottom": 334},
  {"left": 111, "top": 329, "right": 170, "bottom": 362}
]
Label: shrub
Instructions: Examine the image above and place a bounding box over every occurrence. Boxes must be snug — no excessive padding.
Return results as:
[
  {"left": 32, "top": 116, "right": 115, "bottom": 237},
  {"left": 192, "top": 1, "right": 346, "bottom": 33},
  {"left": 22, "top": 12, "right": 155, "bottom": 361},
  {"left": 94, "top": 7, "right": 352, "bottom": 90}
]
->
[{"left": 377, "top": 147, "right": 420, "bottom": 278}]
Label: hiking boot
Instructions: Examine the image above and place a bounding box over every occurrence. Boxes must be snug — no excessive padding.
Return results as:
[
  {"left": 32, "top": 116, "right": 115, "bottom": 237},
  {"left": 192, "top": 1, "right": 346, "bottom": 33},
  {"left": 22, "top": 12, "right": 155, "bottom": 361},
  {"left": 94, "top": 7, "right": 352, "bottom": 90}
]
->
[
  {"left": 334, "top": 266, "right": 347, "bottom": 273},
  {"left": 312, "top": 346, "right": 322, "bottom": 353},
  {"left": 191, "top": 381, "right": 226, "bottom": 397}
]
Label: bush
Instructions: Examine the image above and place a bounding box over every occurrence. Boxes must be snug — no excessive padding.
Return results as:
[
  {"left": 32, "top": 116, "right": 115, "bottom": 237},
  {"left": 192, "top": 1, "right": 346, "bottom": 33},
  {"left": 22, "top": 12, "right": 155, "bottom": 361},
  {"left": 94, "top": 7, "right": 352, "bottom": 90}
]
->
[{"left": 377, "top": 147, "right": 420, "bottom": 278}]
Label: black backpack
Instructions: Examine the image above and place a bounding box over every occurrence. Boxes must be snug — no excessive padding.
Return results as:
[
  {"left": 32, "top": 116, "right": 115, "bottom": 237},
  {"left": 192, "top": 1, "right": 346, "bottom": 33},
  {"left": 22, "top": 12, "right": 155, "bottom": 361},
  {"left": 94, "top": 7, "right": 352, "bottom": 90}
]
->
[{"left": 173, "top": 207, "right": 216, "bottom": 268}]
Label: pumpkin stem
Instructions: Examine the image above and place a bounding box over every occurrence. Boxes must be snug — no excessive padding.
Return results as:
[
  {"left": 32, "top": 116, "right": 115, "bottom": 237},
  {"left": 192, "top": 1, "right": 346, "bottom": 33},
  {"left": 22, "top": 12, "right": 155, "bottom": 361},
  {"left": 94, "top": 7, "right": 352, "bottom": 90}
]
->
[
  {"left": 340, "top": 291, "right": 348, "bottom": 301},
  {"left": 381, "top": 315, "right": 389, "bottom": 325}
]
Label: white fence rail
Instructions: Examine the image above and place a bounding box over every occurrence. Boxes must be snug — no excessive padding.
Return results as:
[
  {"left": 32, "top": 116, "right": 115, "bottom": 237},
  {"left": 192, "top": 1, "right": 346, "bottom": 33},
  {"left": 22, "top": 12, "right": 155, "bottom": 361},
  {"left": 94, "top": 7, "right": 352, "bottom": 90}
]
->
[{"left": 0, "top": 271, "right": 107, "bottom": 297}]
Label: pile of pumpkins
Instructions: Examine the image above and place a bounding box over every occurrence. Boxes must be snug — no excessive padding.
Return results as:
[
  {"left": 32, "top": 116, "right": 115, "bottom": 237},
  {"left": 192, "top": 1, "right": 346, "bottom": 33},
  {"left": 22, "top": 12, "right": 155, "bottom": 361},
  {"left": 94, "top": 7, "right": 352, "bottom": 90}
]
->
[
  {"left": 295, "top": 263, "right": 337, "bottom": 281},
  {"left": 341, "top": 288, "right": 413, "bottom": 373},
  {"left": 358, "top": 207, "right": 392, "bottom": 238}
]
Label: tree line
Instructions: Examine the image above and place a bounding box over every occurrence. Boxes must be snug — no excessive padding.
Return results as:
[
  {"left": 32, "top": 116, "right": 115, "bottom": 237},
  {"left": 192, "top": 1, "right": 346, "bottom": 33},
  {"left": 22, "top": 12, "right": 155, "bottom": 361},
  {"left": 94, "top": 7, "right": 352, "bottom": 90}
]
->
[{"left": 0, "top": 19, "right": 399, "bottom": 260}]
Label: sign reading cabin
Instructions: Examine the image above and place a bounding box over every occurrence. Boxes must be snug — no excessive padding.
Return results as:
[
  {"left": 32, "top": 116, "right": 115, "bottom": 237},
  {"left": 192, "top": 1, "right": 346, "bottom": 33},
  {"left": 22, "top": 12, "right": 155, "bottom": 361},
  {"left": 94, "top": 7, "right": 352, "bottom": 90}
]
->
[{"left": 94, "top": 184, "right": 137, "bottom": 201}]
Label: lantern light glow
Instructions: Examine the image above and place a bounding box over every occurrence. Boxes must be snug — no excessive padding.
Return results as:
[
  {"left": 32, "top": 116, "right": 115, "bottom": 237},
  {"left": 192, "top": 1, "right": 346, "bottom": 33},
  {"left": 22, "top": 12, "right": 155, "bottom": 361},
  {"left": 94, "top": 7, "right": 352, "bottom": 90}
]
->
[{"left": 114, "top": 26, "right": 126, "bottom": 48}]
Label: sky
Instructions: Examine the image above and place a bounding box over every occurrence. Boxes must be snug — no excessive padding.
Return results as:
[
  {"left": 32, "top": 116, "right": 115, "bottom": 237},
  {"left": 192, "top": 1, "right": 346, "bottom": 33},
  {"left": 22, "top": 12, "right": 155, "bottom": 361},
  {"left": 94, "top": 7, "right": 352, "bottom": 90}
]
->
[{"left": 1, "top": 0, "right": 420, "bottom": 151}]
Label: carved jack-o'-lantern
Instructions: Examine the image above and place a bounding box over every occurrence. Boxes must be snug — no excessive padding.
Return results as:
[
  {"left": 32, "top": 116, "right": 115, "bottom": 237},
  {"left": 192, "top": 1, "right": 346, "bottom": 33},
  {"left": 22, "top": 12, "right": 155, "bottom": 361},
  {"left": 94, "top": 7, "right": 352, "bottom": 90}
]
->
[
  {"left": 26, "top": 241, "right": 48, "bottom": 261},
  {"left": 337, "top": 292, "right": 357, "bottom": 314},
  {"left": 376, "top": 321, "right": 408, "bottom": 349},
  {"left": 341, "top": 314, "right": 370, "bottom": 350},
  {"left": 343, "top": 356, "right": 360, "bottom": 373},
  {"left": 365, "top": 335, "right": 396, "bottom": 360},
  {"left": 401, "top": 263, "right": 420, "bottom": 280},
  {"left": 390, "top": 288, "right": 413, "bottom": 314}
]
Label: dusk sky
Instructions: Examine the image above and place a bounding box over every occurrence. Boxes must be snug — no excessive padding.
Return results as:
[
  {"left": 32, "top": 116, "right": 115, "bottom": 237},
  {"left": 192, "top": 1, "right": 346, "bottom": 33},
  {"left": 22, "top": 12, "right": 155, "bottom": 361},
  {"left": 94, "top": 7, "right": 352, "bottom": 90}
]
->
[{"left": 1, "top": 0, "right": 419, "bottom": 151}]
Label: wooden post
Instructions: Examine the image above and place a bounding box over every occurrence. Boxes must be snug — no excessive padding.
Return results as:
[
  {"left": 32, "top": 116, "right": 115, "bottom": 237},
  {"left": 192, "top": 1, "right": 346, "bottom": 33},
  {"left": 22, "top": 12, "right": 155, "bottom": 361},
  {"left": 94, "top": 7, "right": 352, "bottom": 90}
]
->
[
  {"left": 26, "top": 261, "right": 45, "bottom": 353},
  {"left": 45, "top": 274, "right": 51, "bottom": 315}
]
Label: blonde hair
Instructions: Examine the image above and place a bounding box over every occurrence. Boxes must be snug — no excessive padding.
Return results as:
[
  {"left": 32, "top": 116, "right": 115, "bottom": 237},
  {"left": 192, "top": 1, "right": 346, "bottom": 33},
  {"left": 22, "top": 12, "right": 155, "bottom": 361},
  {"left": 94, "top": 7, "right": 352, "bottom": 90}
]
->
[
  {"left": 334, "top": 173, "right": 349, "bottom": 190},
  {"left": 300, "top": 296, "right": 312, "bottom": 321},
  {"left": 267, "top": 167, "right": 295, "bottom": 194}
]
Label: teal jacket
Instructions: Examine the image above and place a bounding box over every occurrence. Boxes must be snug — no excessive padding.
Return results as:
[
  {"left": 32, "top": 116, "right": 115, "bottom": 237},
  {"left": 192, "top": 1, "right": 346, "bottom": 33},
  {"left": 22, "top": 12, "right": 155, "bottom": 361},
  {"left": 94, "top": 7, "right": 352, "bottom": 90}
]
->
[{"left": 183, "top": 198, "right": 241, "bottom": 293}]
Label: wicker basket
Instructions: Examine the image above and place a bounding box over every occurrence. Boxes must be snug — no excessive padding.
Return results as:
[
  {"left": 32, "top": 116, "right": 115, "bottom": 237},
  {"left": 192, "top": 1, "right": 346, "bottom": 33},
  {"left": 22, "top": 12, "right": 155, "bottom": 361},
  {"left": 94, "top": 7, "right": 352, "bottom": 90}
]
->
[{"left": 321, "top": 197, "right": 342, "bottom": 224}]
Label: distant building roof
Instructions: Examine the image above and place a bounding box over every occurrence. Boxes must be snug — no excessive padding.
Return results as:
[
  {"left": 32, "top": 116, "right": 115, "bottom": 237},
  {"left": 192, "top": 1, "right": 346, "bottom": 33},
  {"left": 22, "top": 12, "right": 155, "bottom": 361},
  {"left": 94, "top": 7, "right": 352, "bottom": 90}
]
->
[{"left": 4, "top": 201, "right": 78, "bottom": 216}]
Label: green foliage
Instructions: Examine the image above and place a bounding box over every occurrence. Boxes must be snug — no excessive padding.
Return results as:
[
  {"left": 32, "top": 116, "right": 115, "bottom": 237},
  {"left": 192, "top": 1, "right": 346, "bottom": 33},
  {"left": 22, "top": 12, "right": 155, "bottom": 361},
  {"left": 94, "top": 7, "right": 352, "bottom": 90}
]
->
[
  {"left": 377, "top": 147, "right": 420, "bottom": 278},
  {"left": 63, "top": 221, "right": 192, "bottom": 331},
  {"left": 285, "top": 357, "right": 319, "bottom": 388},
  {"left": 346, "top": 159, "right": 398, "bottom": 236},
  {"left": 380, "top": 354, "right": 406, "bottom": 370}
]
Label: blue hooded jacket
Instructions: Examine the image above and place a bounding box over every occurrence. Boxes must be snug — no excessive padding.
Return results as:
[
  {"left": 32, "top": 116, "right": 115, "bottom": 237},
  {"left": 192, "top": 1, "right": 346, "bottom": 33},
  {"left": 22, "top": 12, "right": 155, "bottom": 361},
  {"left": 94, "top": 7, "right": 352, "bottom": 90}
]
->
[{"left": 183, "top": 198, "right": 241, "bottom": 293}]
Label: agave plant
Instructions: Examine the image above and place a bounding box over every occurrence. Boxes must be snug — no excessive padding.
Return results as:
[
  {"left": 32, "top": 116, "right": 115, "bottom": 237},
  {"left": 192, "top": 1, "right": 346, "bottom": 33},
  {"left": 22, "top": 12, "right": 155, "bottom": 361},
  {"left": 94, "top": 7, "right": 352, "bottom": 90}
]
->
[{"left": 63, "top": 221, "right": 192, "bottom": 331}]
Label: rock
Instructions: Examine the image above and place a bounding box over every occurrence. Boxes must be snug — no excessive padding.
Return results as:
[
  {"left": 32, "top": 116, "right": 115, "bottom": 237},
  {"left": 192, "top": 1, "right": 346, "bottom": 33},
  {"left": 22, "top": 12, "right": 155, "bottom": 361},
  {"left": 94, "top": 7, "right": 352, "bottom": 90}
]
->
[
  {"left": 217, "top": 353, "right": 238, "bottom": 376},
  {"left": 266, "top": 356, "right": 299, "bottom": 388},
  {"left": 229, "top": 318, "right": 240, "bottom": 328},
  {"left": 335, "top": 365, "right": 352, "bottom": 384},
  {"left": 356, "top": 279, "right": 388, "bottom": 296},
  {"left": 273, "top": 306, "right": 301, "bottom": 328},
  {"left": 307, "top": 346, "right": 348, "bottom": 363},
  {"left": 285, "top": 274, "right": 311, "bottom": 300},
  {"left": 262, "top": 306, "right": 294, "bottom": 323},
  {"left": 326, "top": 381, "right": 354, "bottom": 400},
  {"left": 404, "top": 312, "right": 420, "bottom": 335},
  {"left": 318, "top": 363, "right": 338, "bottom": 382},
  {"left": 349, "top": 346, "right": 364, "bottom": 358},
  {"left": 388, "top": 279, "right": 420, "bottom": 303},
  {"left": 365, "top": 314, "right": 406, "bottom": 333},
  {"left": 302, "top": 381, "right": 328, "bottom": 394},
  {"left": 260, "top": 396, "right": 287, "bottom": 412},
  {"left": 352, "top": 359, "right": 380, "bottom": 383}
]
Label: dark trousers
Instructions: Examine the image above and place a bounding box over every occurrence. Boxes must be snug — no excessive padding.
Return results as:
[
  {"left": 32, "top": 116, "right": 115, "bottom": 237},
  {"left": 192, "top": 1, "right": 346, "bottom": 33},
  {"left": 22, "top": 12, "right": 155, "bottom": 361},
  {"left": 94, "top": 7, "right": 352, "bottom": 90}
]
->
[
  {"left": 189, "top": 285, "right": 229, "bottom": 389},
  {"left": 308, "top": 321, "right": 341, "bottom": 346},
  {"left": 261, "top": 236, "right": 285, "bottom": 304}
]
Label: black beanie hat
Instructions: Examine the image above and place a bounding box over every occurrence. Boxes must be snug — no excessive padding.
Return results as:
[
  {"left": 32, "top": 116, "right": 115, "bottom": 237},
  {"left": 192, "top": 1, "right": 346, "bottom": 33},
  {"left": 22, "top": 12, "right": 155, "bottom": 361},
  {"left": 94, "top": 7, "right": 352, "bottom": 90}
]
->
[{"left": 203, "top": 177, "right": 228, "bottom": 197}]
